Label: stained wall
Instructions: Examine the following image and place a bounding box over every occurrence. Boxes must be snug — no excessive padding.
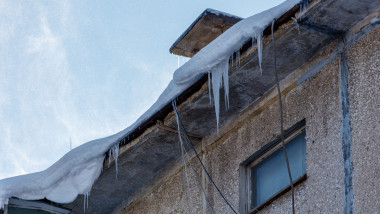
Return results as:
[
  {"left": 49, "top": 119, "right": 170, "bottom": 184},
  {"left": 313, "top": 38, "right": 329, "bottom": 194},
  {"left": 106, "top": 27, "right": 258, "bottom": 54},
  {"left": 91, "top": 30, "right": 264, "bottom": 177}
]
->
[{"left": 349, "top": 27, "right": 380, "bottom": 213}]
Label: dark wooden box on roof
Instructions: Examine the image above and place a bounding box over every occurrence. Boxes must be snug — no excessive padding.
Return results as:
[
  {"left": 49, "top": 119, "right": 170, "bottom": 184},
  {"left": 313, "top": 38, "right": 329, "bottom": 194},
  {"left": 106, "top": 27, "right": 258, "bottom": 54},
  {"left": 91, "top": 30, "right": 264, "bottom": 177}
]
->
[{"left": 169, "top": 8, "right": 242, "bottom": 58}]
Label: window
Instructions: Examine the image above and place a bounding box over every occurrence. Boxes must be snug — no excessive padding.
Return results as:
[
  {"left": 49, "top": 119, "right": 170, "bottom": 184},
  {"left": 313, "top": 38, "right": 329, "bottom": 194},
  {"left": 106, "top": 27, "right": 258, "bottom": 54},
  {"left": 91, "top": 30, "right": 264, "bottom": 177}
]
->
[{"left": 239, "top": 120, "right": 306, "bottom": 214}]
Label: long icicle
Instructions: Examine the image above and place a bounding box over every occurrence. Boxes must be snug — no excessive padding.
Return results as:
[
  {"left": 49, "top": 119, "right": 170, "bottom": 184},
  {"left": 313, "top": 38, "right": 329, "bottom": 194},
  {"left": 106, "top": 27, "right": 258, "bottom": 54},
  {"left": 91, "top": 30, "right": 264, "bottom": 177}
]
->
[
  {"left": 180, "top": 135, "right": 194, "bottom": 214},
  {"left": 257, "top": 32, "right": 263, "bottom": 75},
  {"left": 211, "top": 59, "right": 230, "bottom": 134},
  {"left": 108, "top": 144, "right": 119, "bottom": 179},
  {"left": 223, "top": 60, "right": 229, "bottom": 110},
  {"left": 113, "top": 144, "right": 119, "bottom": 179},
  {"left": 271, "top": 19, "right": 295, "bottom": 214},
  {"left": 172, "top": 102, "right": 238, "bottom": 214},
  {"left": 173, "top": 100, "right": 216, "bottom": 213},
  {"left": 83, "top": 194, "right": 86, "bottom": 213},
  {"left": 172, "top": 101, "right": 194, "bottom": 213},
  {"left": 208, "top": 71, "right": 212, "bottom": 105},
  {"left": 83, "top": 191, "right": 90, "bottom": 213}
]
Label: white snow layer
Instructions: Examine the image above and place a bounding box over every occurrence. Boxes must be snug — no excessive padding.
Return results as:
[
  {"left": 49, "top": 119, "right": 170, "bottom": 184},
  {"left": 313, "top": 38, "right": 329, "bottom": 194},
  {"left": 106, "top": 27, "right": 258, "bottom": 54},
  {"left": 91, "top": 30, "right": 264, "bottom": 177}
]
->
[
  {"left": 0, "top": 0, "right": 300, "bottom": 209},
  {"left": 205, "top": 8, "right": 243, "bottom": 20},
  {"left": 173, "top": 0, "right": 299, "bottom": 84}
]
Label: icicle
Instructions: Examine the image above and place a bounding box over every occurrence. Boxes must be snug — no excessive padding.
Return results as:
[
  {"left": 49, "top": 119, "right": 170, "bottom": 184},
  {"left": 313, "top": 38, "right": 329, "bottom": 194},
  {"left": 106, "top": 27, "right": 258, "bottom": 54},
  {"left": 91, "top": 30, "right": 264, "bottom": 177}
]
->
[
  {"left": 177, "top": 56, "right": 180, "bottom": 68},
  {"left": 235, "top": 51, "right": 238, "bottom": 67},
  {"left": 223, "top": 60, "right": 229, "bottom": 110},
  {"left": 231, "top": 52, "right": 234, "bottom": 67},
  {"left": 234, "top": 49, "right": 241, "bottom": 68},
  {"left": 172, "top": 101, "right": 194, "bottom": 213},
  {"left": 256, "top": 32, "right": 263, "bottom": 75},
  {"left": 107, "top": 143, "right": 119, "bottom": 178},
  {"left": 299, "top": 0, "right": 310, "bottom": 19},
  {"left": 113, "top": 144, "right": 119, "bottom": 178},
  {"left": 86, "top": 192, "right": 89, "bottom": 209},
  {"left": 212, "top": 65, "right": 222, "bottom": 132},
  {"left": 83, "top": 192, "right": 90, "bottom": 213},
  {"left": 83, "top": 194, "right": 85, "bottom": 213},
  {"left": 108, "top": 150, "right": 111, "bottom": 168},
  {"left": 211, "top": 59, "right": 229, "bottom": 133},
  {"left": 208, "top": 71, "right": 212, "bottom": 105}
]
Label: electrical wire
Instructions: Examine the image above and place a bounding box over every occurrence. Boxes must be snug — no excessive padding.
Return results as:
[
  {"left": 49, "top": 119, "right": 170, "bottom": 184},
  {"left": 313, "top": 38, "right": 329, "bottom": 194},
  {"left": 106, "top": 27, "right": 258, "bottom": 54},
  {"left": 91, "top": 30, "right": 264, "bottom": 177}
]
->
[
  {"left": 271, "top": 19, "right": 296, "bottom": 214},
  {"left": 172, "top": 101, "right": 238, "bottom": 214},
  {"left": 173, "top": 101, "right": 218, "bottom": 214},
  {"left": 181, "top": 129, "right": 217, "bottom": 214},
  {"left": 174, "top": 101, "right": 194, "bottom": 213}
]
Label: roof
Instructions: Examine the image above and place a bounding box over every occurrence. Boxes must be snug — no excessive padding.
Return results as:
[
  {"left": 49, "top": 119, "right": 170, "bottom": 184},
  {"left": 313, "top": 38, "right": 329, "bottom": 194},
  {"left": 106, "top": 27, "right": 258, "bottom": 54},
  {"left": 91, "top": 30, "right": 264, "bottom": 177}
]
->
[{"left": 169, "top": 8, "right": 242, "bottom": 57}]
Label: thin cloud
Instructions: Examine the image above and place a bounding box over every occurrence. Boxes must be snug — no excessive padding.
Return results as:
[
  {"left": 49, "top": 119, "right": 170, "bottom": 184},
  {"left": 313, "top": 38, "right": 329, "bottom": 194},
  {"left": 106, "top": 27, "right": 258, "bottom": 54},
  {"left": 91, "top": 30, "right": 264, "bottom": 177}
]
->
[{"left": 0, "top": 1, "right": 75, "bottom": 179}]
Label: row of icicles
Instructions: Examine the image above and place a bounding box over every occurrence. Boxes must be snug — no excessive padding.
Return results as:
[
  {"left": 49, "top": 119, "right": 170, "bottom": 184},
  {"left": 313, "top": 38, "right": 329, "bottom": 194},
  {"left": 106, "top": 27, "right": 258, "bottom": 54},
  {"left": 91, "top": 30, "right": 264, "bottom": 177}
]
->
[
  {"left": 204, "top": 0, "right": 309, "bottom": 133},
  {"left": 83, "top": 143, "right": 119, "bottom": 213},
  {"left": 206, "top": 31, "right": 263, "bottom": 134}
]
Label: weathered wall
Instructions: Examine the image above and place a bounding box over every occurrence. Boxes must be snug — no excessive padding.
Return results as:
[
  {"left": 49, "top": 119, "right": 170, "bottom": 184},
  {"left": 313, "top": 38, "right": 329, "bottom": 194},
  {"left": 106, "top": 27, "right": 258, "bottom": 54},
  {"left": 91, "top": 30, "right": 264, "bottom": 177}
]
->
[
  {"left": 205, "top": 58, "right": 344, "bottom": 213},
  {"left": 349, "top": 26, "right": 380, "bottom": 213},
  {"left": 121, "top": 24, "right": 379, "bottom": 214},
  {"left": 122, "top": 159, "right": 203, "bottom": 214}
]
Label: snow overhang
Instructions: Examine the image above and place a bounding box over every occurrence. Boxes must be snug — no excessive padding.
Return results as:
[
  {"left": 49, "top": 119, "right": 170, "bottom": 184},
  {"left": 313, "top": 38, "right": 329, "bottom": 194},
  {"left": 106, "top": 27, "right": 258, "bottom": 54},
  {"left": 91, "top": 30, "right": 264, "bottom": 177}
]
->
[{"left": 169, "top": 8, "right": 242, "bottom": 58}]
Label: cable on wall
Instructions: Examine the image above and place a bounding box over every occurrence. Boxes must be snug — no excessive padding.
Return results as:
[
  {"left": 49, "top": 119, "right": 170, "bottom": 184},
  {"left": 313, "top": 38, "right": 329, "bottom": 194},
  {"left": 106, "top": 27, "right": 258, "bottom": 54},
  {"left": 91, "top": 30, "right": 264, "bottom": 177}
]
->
[
  {"left": 271, "top": 19, "right": 296, "bottom": 214},
  {"left": 172, "top": 100, "right": 238, "bottom": 214}
]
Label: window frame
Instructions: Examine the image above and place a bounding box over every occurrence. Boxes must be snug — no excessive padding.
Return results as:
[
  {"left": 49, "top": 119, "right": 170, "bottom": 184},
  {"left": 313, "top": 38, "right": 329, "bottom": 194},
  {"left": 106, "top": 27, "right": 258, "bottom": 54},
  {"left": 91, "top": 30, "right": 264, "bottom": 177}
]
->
[{"left": 239, "top": 119, "right": 307, "bottom": 214}]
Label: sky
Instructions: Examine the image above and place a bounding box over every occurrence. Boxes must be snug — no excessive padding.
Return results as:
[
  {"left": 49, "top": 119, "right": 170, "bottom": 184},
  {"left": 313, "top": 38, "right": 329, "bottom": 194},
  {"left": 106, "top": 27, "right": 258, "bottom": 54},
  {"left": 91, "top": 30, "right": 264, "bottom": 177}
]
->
[{"left": 0, "top": 0, "right": 285, "bottom": 180}]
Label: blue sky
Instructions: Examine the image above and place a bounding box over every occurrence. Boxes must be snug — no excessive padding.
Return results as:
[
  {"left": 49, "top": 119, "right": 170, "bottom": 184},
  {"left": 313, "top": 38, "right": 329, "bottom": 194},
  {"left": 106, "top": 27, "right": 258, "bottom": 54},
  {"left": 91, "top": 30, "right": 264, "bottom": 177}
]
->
[{"left": 0, "top": 0, "right": 285, "bottom": 179}]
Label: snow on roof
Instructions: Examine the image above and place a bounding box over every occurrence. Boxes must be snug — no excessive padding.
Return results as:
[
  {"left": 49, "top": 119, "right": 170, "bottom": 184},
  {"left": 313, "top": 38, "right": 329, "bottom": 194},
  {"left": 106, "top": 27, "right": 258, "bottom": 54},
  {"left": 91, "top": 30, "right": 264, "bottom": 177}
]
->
[
  {"left": 204, "top": 8, "right": 243, "bottom": 20},
  {"left": 0, "top": 0, "right": 300, "bottom": 209},
  {"left": 0, "top": 134, "right": 120, "bottom": 209},
  {"left": 173, "top": 0, "right": 300, "bottom": 84}
]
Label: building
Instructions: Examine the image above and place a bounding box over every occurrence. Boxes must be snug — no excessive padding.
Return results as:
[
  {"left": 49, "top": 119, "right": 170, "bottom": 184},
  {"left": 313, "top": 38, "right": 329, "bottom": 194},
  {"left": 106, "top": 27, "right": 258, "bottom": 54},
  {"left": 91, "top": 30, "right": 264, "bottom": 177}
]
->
[{"left": 1, "top": 0, "right": 380, "bottom": 213}]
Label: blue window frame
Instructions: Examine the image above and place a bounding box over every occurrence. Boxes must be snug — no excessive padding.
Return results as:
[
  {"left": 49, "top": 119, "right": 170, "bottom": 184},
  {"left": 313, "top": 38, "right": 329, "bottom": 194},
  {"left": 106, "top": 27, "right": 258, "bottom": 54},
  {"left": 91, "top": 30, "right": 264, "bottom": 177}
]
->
[
  {"left": 250, "top": 130, "right": 306, "bottom": 208},
  {"left": 239, "top": 120, "right": 307, "bottom": 214}
]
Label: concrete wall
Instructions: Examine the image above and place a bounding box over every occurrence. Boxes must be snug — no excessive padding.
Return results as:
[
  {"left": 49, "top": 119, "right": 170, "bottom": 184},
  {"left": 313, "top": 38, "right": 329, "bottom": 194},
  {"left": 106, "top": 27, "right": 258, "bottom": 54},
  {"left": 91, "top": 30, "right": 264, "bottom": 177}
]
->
[
  {"left": 121, "top": 27, "right": 379, "bottom": 214},
  {"left": 123, "top": 159, "right": 203, "bottom": 214},
  {"left": 203, "top": 58, "right": 343, "bottom": 214},
  {"left": 349, "top": 27, "right": 380, "bottom": 213}
]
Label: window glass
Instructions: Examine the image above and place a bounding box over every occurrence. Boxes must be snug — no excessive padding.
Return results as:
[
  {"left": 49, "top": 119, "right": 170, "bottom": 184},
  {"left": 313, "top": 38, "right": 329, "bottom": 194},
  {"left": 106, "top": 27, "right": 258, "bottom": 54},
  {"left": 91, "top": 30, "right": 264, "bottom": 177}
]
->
[{"left": 251, "top": 130, "right": 306, "bottom": 208}]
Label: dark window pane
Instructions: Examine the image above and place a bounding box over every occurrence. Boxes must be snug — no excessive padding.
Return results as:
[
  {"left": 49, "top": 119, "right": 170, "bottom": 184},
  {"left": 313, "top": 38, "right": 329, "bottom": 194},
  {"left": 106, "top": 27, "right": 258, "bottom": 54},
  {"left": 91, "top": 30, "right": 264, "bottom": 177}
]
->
[{"left": 251, "top": 131, "right": 306, "bottom": 208}]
